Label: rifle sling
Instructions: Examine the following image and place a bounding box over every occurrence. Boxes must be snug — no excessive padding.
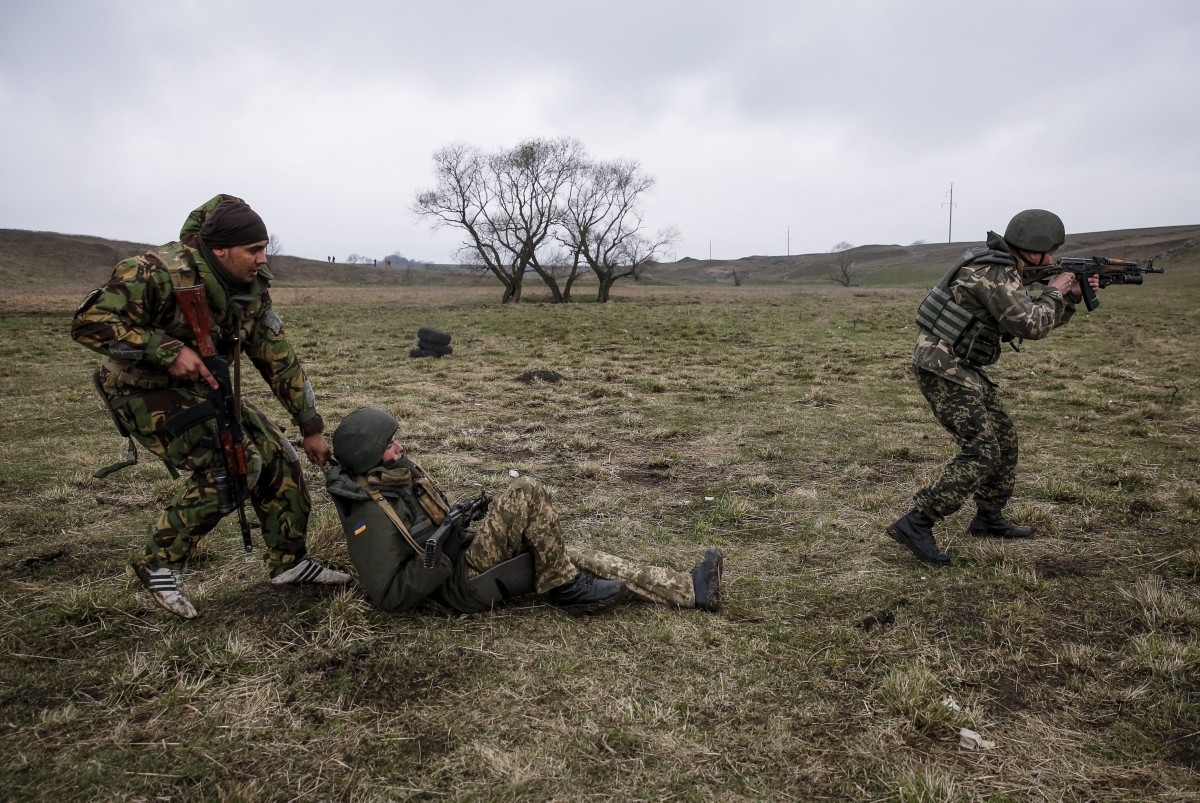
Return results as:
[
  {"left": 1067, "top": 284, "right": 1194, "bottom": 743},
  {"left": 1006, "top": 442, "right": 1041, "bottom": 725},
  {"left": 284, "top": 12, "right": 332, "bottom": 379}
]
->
[
  {"left": 162, "top": 401, "right": 217, "bottom": 437},
  {"left": 354, "top": 475, "right": 427, "bottom": 555},
  {"left": 232, "top": 319, "right": 244, "bottom": 426}
]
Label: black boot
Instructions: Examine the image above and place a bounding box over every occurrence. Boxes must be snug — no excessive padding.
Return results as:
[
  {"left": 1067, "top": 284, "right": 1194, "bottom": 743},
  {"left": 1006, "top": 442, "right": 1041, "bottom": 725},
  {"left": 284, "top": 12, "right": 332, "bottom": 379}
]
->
[
  {"left": 691, "top": 548, "right": 724, "bottom": 612},
  {"left": 887, "top": 509, "right": 950, "bottom": 565},
  {"left": 968, "top": 509, "right": 1032, "bottom": 539},
  {"left": 548, "top": 572, "right": 629, "bottom": 615}
]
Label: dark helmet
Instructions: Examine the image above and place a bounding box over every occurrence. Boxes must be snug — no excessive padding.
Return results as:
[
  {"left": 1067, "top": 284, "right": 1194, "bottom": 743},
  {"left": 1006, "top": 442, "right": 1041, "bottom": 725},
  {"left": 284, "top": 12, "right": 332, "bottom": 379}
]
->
[
  {"left": 332, "top": 407, "right": 399, "bottom": 475},
  {"left": 1004, "top": 209, "right": 1065, "bottom": 253}
]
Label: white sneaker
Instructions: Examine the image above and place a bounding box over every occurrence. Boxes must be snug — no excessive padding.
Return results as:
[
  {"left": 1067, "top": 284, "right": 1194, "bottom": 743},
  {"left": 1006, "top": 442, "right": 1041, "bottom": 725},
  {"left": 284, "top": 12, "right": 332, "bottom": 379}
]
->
[
  {"left": 135, "top": 564, "right": 199, "bottom": 619},
  {"left": 270, "top": 557, "right": 351, "bottom": 586}
]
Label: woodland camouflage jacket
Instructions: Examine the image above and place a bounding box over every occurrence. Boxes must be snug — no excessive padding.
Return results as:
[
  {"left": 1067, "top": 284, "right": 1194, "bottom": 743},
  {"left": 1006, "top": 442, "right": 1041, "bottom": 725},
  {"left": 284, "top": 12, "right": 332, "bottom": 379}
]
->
[
  {"left": 71, "top": 196, "right": 323, "bottom": 435},
  {"left": 912, "top": 232, "right": 1076, "bottom": 391}
]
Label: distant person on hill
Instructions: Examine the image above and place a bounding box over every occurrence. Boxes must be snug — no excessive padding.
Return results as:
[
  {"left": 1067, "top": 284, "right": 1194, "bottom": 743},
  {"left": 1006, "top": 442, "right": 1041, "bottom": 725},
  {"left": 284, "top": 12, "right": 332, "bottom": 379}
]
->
[
  {"left": 324, "top": 407, "right": 724, "bottom": 616},
  {"left": 72, "top": 194, "right": 350, "bottom": 619},
  {"left": 887, "top": 209, "right": 1101, "bottom": 565}
]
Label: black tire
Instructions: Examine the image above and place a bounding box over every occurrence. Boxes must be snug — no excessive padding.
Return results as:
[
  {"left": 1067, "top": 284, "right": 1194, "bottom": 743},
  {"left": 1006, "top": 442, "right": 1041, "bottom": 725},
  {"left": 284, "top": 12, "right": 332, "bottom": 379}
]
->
[
  {"left": 417, "top": 341, "right": 453, "bottom": 356},
  {"left": 416, "top": 327, "right": 452, "bottom": 345},
  {"left": 409, "top": 347, "right": 442, "bottom": 359}
]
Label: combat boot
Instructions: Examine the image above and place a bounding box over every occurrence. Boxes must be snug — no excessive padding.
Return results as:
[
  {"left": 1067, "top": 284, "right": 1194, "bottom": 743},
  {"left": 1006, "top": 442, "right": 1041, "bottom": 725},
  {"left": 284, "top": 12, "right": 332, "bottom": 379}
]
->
[
  {"left": 270, "top": 556, "right": 352, "bottom": 585},
  {"left": 135, "top": 563, "right": 199, "bottom": 619},
  {"left": 548, "top": 572, "right": 629, "bottom": 615},
  {"left": 691, "top": 548, "right": 724, "bottom": 612},
  {"left": 886, "top": 509, "right": 950, "bottom": 565},
  {"left": 968, "top": 509, "right": 1032, "bottom": 539}
]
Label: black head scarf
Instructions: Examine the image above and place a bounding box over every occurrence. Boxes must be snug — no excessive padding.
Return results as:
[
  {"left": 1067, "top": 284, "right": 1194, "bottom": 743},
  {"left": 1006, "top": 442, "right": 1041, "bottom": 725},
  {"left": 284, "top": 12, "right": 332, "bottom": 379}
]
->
[{"left": 198, "top": 199, "right": 268, "bottom": 248}]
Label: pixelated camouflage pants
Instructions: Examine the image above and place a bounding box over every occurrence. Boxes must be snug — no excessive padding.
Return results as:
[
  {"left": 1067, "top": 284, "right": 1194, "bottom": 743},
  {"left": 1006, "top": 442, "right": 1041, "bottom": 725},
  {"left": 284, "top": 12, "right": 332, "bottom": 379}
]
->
[
  {"left": 912, "top": 368, "right": 1019, "bottom": 519},
  {"left": 113, "top": 388, "right": 311, "bottom": 574},
  {"left": 464, "top": 477, "right": 696, "bottom": 607}
]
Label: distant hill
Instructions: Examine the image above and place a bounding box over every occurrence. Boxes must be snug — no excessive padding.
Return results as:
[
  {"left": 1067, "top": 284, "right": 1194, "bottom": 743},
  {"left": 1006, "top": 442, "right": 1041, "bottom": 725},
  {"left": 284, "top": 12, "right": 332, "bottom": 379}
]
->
[
  {"left": 3, "top": 224, "right": 1197, "bottom": 297},
  {"left": 651, "top": 225, "right": 1200, "bottom": 288},
  {"left": 0, "top": 229, "right": 469, "bottom": 293}
]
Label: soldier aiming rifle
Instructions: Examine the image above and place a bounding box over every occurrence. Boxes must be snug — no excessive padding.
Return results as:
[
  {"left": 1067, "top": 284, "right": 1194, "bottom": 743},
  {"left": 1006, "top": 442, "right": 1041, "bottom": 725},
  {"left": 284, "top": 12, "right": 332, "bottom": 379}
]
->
[{"left": 887, "top": 209, "right": 1104, "bottom": 565}]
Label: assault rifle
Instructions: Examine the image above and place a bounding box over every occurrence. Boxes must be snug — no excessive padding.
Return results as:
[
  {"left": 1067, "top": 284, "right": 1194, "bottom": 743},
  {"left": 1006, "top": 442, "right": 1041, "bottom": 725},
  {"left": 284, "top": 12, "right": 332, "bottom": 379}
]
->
[
  {"left": 175, "top": 285, "right": 255, "bottom": 553},
  {"left": 1028, "top": 256, "right": 1164, "bottom": 312},
  {"left": 423, "top": 491, "right": 491, "bottom": 569}
]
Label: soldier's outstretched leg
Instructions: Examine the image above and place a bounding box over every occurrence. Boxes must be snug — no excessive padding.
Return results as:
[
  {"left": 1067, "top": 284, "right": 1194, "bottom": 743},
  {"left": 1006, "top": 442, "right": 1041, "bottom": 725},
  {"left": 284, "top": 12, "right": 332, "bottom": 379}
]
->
[
  {"left": 569, "top": 546, "right": 724, "bottom": 611},
  {"left": 465, "top": 477, "right": 627, "bottom": 614}
]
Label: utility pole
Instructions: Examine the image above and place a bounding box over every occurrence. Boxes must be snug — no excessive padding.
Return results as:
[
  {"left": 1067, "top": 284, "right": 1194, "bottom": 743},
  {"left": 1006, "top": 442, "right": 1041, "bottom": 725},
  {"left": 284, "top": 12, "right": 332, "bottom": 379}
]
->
[
  {"left": 942, "top": 182, "right": 956, "bottom": 243},
  {"left": 787, "top": 226, "right": 790, "bottom": 256},
  {"left": 709, "top": 240, "right": 712, "bottom": 260}
]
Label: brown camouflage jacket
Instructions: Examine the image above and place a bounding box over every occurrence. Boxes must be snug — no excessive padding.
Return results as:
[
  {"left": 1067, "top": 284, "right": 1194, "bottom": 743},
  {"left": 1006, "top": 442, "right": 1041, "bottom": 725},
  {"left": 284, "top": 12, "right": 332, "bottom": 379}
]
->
[
  {"left": 72, "top": 196, "right": 322, "bottom": 434},
  {"left": 913, "top": 233, "right": 1076, "bottom": 390}
]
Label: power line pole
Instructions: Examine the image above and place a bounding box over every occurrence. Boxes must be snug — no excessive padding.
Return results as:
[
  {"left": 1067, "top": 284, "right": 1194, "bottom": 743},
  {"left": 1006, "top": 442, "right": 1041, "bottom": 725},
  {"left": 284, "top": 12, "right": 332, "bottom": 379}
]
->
[
  {"left": 942, "top": 182, "right": 956, "bottom": 243},
  {"left": 787, "top": 226, "right": 790, "bottom": 256}
]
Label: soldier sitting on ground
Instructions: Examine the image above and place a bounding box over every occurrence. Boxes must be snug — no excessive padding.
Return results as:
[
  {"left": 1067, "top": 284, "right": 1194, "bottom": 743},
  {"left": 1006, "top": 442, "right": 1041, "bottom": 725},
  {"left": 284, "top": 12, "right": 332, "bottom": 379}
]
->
[{"left": 326, "top": 407, "right": 724, "bottom": 616}]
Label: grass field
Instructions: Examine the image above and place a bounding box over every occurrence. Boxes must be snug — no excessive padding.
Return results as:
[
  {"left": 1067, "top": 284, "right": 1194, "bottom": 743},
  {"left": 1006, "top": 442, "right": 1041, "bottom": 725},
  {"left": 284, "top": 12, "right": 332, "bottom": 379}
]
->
[{"left": 1, "top": 272, "right": 1198, "bottom": 801}]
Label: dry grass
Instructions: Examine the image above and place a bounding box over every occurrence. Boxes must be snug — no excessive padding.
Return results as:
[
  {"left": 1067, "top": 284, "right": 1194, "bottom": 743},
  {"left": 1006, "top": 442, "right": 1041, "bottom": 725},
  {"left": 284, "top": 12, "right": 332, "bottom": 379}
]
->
[{"left": 1, "top": 267, "right": 1198, "bottom": 801}]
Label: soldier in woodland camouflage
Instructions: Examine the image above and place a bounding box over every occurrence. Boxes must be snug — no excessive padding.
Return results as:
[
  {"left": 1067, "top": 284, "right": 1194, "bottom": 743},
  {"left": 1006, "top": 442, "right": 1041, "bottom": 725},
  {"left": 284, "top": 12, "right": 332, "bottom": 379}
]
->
[
  {"left": 887, "top": 209, "right": 1101, "bottom": 564},
  {"left": 326, "top": 407, "right": 723, "bottom": 615},
  {"left": 73, "top": 195, "right": 350, "bottom": 618}
]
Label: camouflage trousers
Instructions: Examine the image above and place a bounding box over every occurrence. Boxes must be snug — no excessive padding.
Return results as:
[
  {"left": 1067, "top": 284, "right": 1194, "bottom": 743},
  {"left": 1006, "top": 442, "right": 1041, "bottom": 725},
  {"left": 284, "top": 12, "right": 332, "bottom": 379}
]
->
[
  {"left": 912, "top": 368, "right": 1019, "bottom": 519},
  {"left": 464, "top": 477, "right": 696, "bottom": 607},
  {"left": 111, "top": 385, "right": 312, "bottom": 574}
]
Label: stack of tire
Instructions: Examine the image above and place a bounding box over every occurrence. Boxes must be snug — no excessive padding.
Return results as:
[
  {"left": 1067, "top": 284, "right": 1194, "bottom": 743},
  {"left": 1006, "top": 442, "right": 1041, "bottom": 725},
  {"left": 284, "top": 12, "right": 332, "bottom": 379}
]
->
[{"left": 410, "top": 327, "right": 453, "bottom": 359}]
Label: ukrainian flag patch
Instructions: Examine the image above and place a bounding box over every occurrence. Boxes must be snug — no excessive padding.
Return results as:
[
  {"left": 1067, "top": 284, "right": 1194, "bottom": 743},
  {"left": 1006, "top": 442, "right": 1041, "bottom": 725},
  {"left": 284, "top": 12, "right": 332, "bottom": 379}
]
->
[{"left": 353, "top": 522, "right": 367, "bottom": 536}]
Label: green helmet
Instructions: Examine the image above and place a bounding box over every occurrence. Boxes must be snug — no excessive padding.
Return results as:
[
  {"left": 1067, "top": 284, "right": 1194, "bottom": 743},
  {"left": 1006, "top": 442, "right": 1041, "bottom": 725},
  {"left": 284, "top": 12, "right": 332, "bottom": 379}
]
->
[
  {"left": 332, "top": 407, "right": 399, "bottom": 475},
  {"left": 1003, "top": 209, "right": 1065, "bottom": 253}
]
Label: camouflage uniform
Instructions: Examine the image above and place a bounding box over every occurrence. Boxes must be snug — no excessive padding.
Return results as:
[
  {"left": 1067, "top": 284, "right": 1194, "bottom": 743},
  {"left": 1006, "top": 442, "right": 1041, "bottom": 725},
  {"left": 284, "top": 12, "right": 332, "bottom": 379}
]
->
[
  {"left": 72, "top": 195, "right": 325, "bottom": 575},
  {"left": 909, "top": 231, "right": 1076, "bottom": 519},
  {"left": 325, "top": 465, "right": 696, "bottom": 613},
  {"left": 467, "top": 478, "right": 695, "bottom": 607}
]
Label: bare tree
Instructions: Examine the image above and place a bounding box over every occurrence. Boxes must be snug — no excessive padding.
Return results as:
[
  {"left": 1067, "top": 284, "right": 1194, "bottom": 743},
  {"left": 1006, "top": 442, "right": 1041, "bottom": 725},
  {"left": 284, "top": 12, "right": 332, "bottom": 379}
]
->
[
  {"left": 560, "top": 159, "right": 675, "bottom": 303},
  {"left": 267, "top": 234, "right": 283, "bottom": 257},
  {"left": 413, "top": 138, "right": 583, "bottom": 303},
  {"left": 828, "top": 241, "right": 857, "bottom": 286},
  {"left": 534, "top": 244, "right": 586, "bottom": 302}
]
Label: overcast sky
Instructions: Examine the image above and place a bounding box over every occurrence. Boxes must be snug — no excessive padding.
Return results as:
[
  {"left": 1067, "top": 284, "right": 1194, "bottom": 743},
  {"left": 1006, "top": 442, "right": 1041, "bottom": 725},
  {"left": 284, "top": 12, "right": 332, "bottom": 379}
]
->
[{"left": 2, "top": 0, "right": 1198, "bottom": 263}]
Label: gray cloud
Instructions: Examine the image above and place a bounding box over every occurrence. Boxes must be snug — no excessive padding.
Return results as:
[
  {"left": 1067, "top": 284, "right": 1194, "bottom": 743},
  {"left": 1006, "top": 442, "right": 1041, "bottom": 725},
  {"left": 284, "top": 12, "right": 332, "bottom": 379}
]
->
[{"left": 2, "top": 0, "right": 1197, "bottom": 262}]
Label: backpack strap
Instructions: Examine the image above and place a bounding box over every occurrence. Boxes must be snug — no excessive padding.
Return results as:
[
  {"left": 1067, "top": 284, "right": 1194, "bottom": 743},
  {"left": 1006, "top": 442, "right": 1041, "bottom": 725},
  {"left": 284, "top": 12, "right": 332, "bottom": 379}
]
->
[{"left": 353, "top": 474, "right": 426, "bottom": 555}]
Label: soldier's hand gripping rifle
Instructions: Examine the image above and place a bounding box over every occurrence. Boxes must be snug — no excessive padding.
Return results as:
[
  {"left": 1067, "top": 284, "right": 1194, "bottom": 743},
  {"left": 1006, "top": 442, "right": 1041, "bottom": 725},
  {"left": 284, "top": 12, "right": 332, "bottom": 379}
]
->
[
  {"left": 423, "top": 491, "right": 491, "bottom": 569},
  {"left": 174, "top": 285, "right": 255, "bottom": 553},
  {"left": 1028, "top": 256, "right": 1164, "bottom": 312}
]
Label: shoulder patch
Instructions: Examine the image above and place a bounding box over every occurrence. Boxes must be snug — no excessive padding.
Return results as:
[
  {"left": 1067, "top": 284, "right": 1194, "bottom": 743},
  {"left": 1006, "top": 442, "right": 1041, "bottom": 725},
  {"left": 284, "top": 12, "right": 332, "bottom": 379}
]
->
[
  {"left": 263, "top": 309, "right": 284, "bottom": 335},
  {"left": 352, "top": 522, "right": 367, "bottom": 536},
  {"left": 74, "top": 287, "right": 104, "bottom": 319}
]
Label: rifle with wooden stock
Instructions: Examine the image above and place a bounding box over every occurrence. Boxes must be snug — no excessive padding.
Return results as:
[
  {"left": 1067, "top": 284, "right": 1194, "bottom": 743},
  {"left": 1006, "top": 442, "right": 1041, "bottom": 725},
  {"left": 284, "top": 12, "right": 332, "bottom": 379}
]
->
[
  {"left": 1026, "top": 256, "right": 1164, "bottom": 312},
  {"left": 174, "top": 284, "right": 255, "bottom": 552}
]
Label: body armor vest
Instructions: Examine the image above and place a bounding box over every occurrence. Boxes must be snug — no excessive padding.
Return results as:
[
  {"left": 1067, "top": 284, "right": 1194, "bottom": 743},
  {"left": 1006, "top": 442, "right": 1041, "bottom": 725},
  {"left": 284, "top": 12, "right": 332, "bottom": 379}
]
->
[{"left": 915, "top": 246, "right": 1015, "bottom": 367}]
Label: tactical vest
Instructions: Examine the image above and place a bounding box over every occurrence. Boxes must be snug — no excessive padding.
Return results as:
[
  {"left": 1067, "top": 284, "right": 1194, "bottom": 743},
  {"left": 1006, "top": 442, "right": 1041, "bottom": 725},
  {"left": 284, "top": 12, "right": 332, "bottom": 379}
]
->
[{"left": 915, "top": 246, "right": 1014, "bottom": 367}]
